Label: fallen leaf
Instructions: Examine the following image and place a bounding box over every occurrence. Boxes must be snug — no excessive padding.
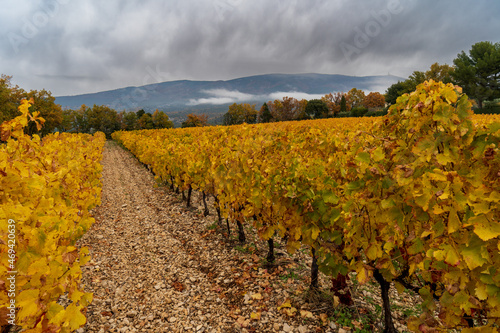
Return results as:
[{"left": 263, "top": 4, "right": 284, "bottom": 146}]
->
[
  {"left": 300, "top": 310, "right": 314, "bottom": 318},
  {"left": 278, "top": 300, "right": 291, "bottom": 310},
  {"left": 172, "top": 281, "right": 185, "bottom": 292},
  {"left": 283, "top": 307, "right": 297, "bottom": 316},
  {"left": 250, "top": 312, "right": 261, "bottom": 320},
  {"left": 319, "top": 313, "right": 328, "bottom": 326},
  {"left": 251, "top": 293, "right": 262, "bottom": 300},
  {"left": 236, "top": 316, "right": 249, "bottom": 328}
]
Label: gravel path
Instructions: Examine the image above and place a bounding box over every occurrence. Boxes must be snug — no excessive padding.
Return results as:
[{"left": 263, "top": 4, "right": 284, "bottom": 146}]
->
[
  {"left": 78, "top": 142, "right": 316, "bottom": 333},
  {"left": 77, "top": 141, "right": 412, "bottom": 333}
]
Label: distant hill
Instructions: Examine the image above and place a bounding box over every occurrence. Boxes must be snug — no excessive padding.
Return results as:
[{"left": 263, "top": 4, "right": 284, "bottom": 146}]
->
[{"left": 55, "top": 73, "right": 403, "bottom": 125}]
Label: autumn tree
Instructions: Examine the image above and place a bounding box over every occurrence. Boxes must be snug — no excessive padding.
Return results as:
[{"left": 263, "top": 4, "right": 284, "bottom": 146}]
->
[
  {"left": 295, "top": 99, "right": 309, "bottom": 120},
  {"left": 321, "top": 92, "right": 343, "bottom": 117},
  {"left": 26, "top": 89, "right": 63, "bottom": 136},
  {"left": 268, "top": 97, "right": 307, "bottom": 121},
  {"left": 425, "top": 62, "right": 454, "bottom": 83},
  {"left": 72, "top": 105, "right": 91, "bottom": 133},
  {"left": 0, "top": 75, "right": 24, "bottom": 124},
  {"left": 267, "top": 99, "right": 283, "bottom": 121},
  {"left": 137, "top": 113, "right": 154, "bottom": 130},
  {"left": 258, "top": 102, "right": 272, "bottom": 123},
  {"left": 279, "top": 97, "right": 296, "bottom": 121},
  {"left": 223, "top": 103, "right": 257, "bottom": 125},
  {"left": 347, "top": 88, "right": 365, "bottom": 109},
  {"left": 152, "top": 109, "right": 174, "bottom": 129},
  {"left": 87, "top": 104, "right": 119, "bottom": 138},
  {"left": 59, "top": 109, "right": 79, "bottom": 133},
  {"left": 120, "top": 111, "right": 137, "bottom": 131},
  {"left": 385, "top": 62, "right": 456, "bottom": 105},
  {"left": 136, "top": 109, "right": 146, "bottom": 119},
  {"left": 181, "top": 113, "right": 208, "bottom": 128},
  {"left": 304, "top": 99, "right": 328, "bottom": 119},
  {"left": 452, "top": 41, "right": 500, "bottom": 108},
  {"left": 363, "top": 92, "right": 386, "bottom": 109}
]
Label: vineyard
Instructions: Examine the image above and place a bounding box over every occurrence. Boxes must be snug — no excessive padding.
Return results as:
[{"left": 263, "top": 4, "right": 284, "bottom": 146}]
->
[
  {"left": 0, "top": 80, "right": 499, "bottom": 332},
  {"left": 112, "top": 81, "right": 500, "bottom": 332},
  {"left": 0, "top": 101, "right": 105, "bottom": 332}
]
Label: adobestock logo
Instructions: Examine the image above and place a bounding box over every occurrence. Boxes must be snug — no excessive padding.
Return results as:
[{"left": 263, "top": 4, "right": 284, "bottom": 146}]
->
[
  {"left": 7, "top": 0, "right": 71, "bottom": 54},
  {"left": 340, "top": 0, "right": 404, "bottom": 62},
  {"left": 214, "top": 0, "right": 243, "bottom": 20},
  {"left": 109, "top": 64, "right": 171, "bottom": 111}
]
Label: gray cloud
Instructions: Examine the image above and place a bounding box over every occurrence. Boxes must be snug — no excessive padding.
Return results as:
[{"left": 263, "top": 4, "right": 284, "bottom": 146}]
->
[
  {"left": 187, "top": 88, "right": 327, "bottom": 106},
  {"left": 0, "top": 0, "right": 499, "bottom": 96}
]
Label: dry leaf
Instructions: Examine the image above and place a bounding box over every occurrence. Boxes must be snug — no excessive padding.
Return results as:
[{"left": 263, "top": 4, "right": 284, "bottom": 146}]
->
[
  {"left": 250, "top": 312, "right": 261, "bottom": 320},
  {"left": 251, "top": 293, "right": 263, "bottom": 300}
]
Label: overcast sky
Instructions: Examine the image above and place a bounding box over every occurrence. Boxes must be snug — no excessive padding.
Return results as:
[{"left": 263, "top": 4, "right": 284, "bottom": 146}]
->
[{"left": 1, "top": 0, "right": 499, "bottom": 96}]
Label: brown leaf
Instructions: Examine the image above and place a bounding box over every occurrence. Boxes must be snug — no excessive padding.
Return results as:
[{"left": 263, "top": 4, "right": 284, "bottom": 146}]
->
[
  {"left": 62, "top": 250, "right": 78, "bottom": 264},
  {"left": 172, "top": 281, "right": 185, "bottom": 292},
  {"left": 0, "top": 307, "right": 9, "bottom": 327},
  {"left": 319, "top": 313, "right": 328, "bottom": 326}
]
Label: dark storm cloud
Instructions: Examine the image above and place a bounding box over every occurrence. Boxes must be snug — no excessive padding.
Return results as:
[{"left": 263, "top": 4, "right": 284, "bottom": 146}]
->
[{"left": 0, "top": 0, "right": 499, "bottom": 96}]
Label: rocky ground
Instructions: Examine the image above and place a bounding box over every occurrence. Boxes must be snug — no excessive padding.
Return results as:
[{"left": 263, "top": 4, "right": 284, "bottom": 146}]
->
[{"left": 76, "top": 141, "right": 419, "bottom": 333}]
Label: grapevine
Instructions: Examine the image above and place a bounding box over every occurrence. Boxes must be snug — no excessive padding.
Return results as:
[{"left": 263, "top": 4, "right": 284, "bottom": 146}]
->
[{"left": 0, "top": 100, "right": 105, "bottom": 332}]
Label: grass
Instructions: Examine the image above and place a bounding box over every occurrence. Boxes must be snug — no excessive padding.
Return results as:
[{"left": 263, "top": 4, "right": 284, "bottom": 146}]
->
[
  {"left": 206, "top": 221, "right": 218, "bottom": 230},
  {"left": 234, "top": 245, "right": 251, "bottom": 254},
  {"left": 279, "top": 267, "right": 301, "bottom": 281},
  {"left": 330, "top": 307, "right": 375, "bottom": 333}
]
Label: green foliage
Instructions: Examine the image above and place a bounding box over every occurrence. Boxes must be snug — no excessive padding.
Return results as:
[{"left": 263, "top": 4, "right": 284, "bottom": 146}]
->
[
  {"left": 136, "top": 109, "right": 146, "bottom": 119},
  {"left": 87, "top": 104, "right": 120, "bottom": 138},
  {"left": 340, "top": 95, "right": 347, "bottom": 112},
  {"left": 336, "top": 111, "right": 351, "bottom": 118},
  {"left": 385, "top": 81, "right": 408, "bottom": 105},
  {"left": 122, "top": 111, "right": 138, "bottom": 130},
  {"left": 152, "top": 109, "right": 174, "bottom": 129},
  {"left": 223, "top": 103, "right": 258, "bottom": 125},
  {"left": 453, "top": 41, "right": 500, "bottom": 108},
  {"left": 364, "top": 109, "right": 387, "bottom": 117},
  {"left": 350, "top": 106, "right": 368, "bottom": 117},
  {"left": 259, "top": 102, "right": 272, "bottom": 123},
  {"left": 474, "top": 100, "right": 500, "bottom": 114},
  {"left": 138, "top": 113, "right": 154, "bottom": 130},
  {"left": 304, "top": 99, "right": 328, "bottom": 119},
  {"left": 330, "top": 307, "right": 374, "bottom": 332},
  {"left": 26, "top": 89, "right": 63, "bottom": 136},
  {"left": 0, "top": 75, "right": 23, "bottom": 124},
  {"left": 385, "top": 62, "right": 455, "bottom": 105},
  {"left": 0, "top": 75, "right": 63, "bottom": 136}
]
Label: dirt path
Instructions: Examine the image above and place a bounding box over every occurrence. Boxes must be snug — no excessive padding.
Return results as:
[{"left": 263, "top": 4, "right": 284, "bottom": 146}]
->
[
  {"left": 79, "top": 141, "right": 238, "bottom": 332},
  {"left": 78, "top": 141, "right": 414, "bottom": 333},
  {"left": 78, "top": 141, "right": 324, "bottom": 333}
]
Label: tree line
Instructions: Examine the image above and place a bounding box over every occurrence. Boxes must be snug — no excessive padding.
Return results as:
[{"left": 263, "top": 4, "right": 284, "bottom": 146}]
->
[
  {"left": 221, "top": 89, "right": 388, "bottom": 126},
  {"left": 0, "top": 75, "right": 173, "bottom": 139},
  {"left": 385, "top": 41, "right": 500, "bottom": 110}
]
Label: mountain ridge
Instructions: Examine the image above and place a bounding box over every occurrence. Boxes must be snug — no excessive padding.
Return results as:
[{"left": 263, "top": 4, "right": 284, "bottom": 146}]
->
[{"left": 55, "top": 73, "right": 403, "bottom": 123}]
